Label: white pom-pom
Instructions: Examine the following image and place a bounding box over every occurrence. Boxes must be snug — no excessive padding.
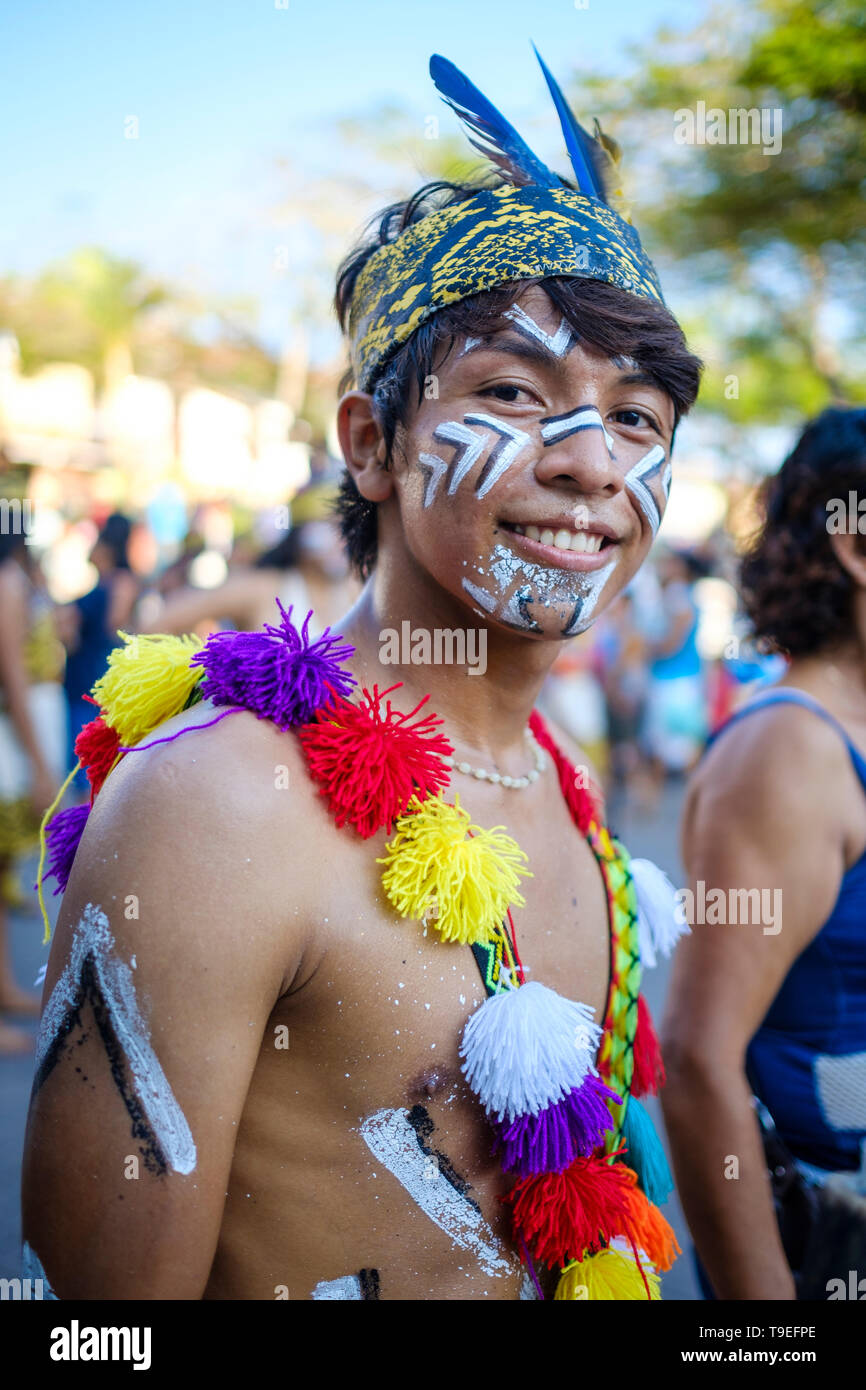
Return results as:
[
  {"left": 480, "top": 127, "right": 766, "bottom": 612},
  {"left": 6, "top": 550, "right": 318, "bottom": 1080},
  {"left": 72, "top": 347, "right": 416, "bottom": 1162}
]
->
[
  {"left": 630, "top": 857, "right": 689, "bottom": 968},
  {"left": 459, "top": 980, "right": 600, "bottom": 1122}
]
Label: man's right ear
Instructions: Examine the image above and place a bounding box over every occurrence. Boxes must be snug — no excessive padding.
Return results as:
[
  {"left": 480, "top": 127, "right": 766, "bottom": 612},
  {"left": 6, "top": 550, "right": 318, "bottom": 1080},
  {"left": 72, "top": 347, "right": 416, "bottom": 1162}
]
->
[{"left": 336, "top": 392, "right": 394, "bottom": 503}]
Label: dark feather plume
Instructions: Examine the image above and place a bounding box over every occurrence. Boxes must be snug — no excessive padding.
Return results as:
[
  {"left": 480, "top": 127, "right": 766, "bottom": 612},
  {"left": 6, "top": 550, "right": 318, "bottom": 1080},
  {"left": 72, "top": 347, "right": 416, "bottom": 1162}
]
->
[
  {"left": 429, "top": 54, "right": 558, "bottom": 188},
  {"left": 532, "top": 44, "right": 609, "bottom": 202}
]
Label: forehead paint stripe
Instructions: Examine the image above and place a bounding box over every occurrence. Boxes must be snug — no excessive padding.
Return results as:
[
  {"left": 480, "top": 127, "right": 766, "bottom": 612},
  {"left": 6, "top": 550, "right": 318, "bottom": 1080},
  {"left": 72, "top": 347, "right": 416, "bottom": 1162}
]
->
[
  {"left": 540, "top": 406, "right": 615, "bottom": 457},
  {"left": 502, "top": 303, "right": 578, "bottom": 357},
  {"left": 432, "top": 420, "right": 485, "bottom": 496},
  {"left": 462, "top": 414, "right": 531, "bottom": 499},
  {"left": 35, "top": 903, "right": 197, "bottom": 1175},
  {"left": 458, "top": 336, "right": 482, "bottom": 357},
  {"left": 360, "top": 1107, "right": 511, "bottom": 1277},
  {"left": 623, "top": 443, "right": 667, "bottom": 537}
]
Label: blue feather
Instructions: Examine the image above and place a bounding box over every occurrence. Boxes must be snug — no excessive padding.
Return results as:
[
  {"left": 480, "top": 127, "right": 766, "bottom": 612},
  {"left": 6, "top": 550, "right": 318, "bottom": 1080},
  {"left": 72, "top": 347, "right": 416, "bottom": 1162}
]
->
[
  {"left": 532, "top": 44, "right": 608, "bottom": 202},
  {"left": 429, "top": 54, "right": 558, "bottom": 188}
]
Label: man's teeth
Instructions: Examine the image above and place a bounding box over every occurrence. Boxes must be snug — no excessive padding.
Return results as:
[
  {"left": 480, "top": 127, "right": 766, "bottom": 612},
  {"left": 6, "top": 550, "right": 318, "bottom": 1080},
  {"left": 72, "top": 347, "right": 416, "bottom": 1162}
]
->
[{"left": 512, "top": 525, "right": 606, "bottom": 554}]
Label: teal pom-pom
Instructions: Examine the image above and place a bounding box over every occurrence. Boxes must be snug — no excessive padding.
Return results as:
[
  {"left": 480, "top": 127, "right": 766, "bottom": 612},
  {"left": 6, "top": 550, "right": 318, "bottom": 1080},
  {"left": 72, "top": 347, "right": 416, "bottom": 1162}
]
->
[{"left": 622, "top": 1096, "right": 673, "bottom": 1205}]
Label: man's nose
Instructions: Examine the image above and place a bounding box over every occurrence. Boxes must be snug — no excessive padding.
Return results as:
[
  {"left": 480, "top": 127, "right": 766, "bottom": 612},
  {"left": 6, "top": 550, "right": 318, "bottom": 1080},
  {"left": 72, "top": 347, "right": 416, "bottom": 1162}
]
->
[{"left": 533, "top": 407, "right": 623, "bottom": 495}]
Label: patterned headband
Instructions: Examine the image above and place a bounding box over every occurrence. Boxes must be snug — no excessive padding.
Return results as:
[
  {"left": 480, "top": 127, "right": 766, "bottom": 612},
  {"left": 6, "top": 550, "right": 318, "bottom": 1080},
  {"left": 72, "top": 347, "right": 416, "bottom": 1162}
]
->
[{"left": 348, "top": 49, "right": 664, "bottom": 392}]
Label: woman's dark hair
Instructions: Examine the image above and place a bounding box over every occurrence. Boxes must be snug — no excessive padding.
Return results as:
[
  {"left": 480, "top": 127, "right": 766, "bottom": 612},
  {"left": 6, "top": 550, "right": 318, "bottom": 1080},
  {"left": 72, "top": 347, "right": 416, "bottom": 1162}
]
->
[
  {"left": 741, "top": 407, "right": 866, "bottom": 657},
  {"left": 96, "top": 512, "right": 132, "bottom": 570},
  {"left": 332, "top": 178, "right": 703, "bottom": 579}
]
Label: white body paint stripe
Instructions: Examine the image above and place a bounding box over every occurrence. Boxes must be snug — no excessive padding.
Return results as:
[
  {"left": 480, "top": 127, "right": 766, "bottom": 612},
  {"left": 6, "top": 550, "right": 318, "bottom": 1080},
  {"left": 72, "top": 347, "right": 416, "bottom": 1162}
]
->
[
  {"left": 434, "top": 420, "right": 485, "bottom": 495},
  {"left": 417, "top": 451, "right": 449, "bottom": 508},
  {"left": 312, "top": 1275, "right": 363, "bottom": 1300},
  {"left": 462, "top": 578, "right": 497, "bottom": 612},
  {"left": 36, "top": 903, "right": 197, "bottom": 1175},
  {"left": 359, "top": 1108, "right": 511, "bottom": 1278}
]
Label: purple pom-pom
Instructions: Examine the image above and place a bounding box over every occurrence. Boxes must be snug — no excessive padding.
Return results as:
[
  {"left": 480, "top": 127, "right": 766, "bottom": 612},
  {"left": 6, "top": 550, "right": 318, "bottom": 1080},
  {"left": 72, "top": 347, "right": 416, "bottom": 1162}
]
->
[
  {"left": 190, "top": 602, "right": 357, "bottom": 730},
  {"left": 44, "top": 803, "right": 91, "bottom": 896},
  {"left": 493, "top": 1073, "right": 621, "bottom": 1177}
]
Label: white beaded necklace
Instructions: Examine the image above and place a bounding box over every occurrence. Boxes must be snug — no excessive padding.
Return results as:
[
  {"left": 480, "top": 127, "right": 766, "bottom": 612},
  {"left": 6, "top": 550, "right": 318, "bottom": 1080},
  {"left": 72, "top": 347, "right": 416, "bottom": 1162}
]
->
[{"left": 443, "top": 725, "right": 548, "bottom": 790}]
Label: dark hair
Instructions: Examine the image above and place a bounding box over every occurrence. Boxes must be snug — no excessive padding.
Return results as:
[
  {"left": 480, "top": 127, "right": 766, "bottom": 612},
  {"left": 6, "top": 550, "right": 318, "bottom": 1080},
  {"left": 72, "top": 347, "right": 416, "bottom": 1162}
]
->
[
  {"left": 741, "top": 407, "right": 866, "bottom": 657},
  {"left": 96, "top": 512, "right": 132, "bottom": 570},
  {"left": 333, "top": 179, "right": 703, "bottom": 579}
]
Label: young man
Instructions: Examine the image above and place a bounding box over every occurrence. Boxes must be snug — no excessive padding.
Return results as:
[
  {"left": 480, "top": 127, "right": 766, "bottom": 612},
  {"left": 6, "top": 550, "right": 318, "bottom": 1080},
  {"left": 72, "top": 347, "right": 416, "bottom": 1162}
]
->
[{"left": 22, "top": 53, "right": 700, "bottom": 1300}]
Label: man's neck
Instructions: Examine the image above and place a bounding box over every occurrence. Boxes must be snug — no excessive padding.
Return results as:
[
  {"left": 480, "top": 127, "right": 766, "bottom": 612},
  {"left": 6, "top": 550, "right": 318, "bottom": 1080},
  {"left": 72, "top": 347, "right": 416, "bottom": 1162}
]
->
[{"left": 335, "top": 563, "right": 565, "bottom": 766}]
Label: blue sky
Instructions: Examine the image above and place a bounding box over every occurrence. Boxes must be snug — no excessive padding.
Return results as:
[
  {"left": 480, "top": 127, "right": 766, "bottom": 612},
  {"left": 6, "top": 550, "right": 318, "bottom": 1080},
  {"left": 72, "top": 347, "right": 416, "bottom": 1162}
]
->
[{"left": 2, "top": 0, "right": 699, "bottom": 351}]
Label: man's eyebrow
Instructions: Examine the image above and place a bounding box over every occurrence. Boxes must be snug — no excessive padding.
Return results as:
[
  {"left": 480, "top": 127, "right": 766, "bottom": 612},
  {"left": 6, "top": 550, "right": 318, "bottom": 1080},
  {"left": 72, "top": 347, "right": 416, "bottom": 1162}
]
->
[
  {"left": 615, "top": 369, "right": 664, "bottom": 392},
  {"left": 456, "top": 330, "right": 566, "bottom": 374}
]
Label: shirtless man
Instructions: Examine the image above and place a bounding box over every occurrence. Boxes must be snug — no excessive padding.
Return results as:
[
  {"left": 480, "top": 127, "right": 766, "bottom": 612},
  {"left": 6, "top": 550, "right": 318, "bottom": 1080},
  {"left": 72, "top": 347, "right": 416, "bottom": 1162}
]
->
[{"left": 21, "top": 54, "right": 701, "bottom": 1301}]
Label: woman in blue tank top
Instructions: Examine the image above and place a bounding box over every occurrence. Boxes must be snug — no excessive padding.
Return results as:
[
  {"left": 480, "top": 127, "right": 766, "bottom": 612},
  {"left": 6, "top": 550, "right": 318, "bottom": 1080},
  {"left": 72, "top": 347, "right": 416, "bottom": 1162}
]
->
[{"left": 661, "top": 407, "right": 866, "bottom": 1300}]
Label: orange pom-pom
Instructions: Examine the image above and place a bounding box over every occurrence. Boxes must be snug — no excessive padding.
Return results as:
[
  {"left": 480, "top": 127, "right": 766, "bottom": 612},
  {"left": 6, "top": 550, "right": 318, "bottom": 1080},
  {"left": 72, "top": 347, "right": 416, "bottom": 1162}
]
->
[
  {"left": 621, "top": 1168, "right": 681, "bottom": 1272},
  {"left": 297, "top": 684, "right": 453, "bottom": 838}
]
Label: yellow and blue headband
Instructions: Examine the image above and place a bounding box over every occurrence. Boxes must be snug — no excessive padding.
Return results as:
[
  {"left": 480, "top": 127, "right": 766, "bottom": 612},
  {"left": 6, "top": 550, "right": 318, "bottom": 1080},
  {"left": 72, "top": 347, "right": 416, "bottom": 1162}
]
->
[{"left": 349, "top": 49, "right": 665, "bottom": 392}]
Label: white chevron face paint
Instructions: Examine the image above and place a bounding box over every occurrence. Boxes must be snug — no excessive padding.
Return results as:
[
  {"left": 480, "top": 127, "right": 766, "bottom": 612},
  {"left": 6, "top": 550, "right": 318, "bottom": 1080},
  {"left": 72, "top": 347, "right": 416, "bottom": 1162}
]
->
[
  {"left": 359, "top": 1108, "right": 511, "bottom": 1278},
  {"left": 540, "top": 405, "right": 615, "bottom": 457},
  {"left": 502, "top": 303, "right": 578, "bottom": 356},
  {"left": 464, "top": 543, "right": 615, "bottom": 636},
  {"left": 623, "top": 444, "right": 669, "bottom": 536},
  {"left": 35, "top": 903, "right": 196, "bottom": 1176},
  {"left": 416, "top": 415, "right": 531, "bottom": 507}
]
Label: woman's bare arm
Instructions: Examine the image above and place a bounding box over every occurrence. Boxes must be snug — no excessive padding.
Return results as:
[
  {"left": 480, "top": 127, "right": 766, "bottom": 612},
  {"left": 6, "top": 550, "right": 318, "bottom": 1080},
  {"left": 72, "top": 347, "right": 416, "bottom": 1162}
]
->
[{"left": 662, "top": 706, "right": 853, "bottom": 1299}]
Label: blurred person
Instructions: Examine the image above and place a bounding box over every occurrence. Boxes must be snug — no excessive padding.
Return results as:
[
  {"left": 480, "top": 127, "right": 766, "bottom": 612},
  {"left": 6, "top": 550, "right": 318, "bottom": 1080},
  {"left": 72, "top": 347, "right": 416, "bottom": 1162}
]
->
[
  {"left": 0, "top": 527, "right": 65, "bottom": 1053},
  {"left": 23, "top": 53, "right": 701, "bottom": 1300},
  {"left": 643, "top": 548, "right": 707, "bottom": 784},
  {"left": 662, "top": 408, "right": 866, "bottom": 1299},
  {"left": 597, "top": 592, "right": 650, "bottom": 801},
  {"left": 59, "top": 513, "right": 138, "bottom": 784},
  {"left": 151, "top": 488, "right": 357, "bottom": 638}
]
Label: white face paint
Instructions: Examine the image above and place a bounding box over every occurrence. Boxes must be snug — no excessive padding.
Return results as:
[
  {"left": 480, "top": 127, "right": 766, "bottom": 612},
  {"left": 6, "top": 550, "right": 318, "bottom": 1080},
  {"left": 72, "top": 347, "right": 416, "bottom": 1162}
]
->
[
  {"left": 359, "top": 1108, "right": 512, "bottom": 1278},
  {"left": 540, "top": 405, "right": 615, "bottom": 457},
  {"left": 312, "top": 1275, "right": 363, "bottom": 1300},
  {"left": 467, "top": 543, "right": 615, "bottom": 637},
  {"left": 417, "top": 416, "right": 531, "bottom": 507},
  {"left": 36, "top": 903, "right": 196, "bottom": 1175},
  {"left": 623, "top": 444, "right": 668, "bottom": 537},
  {"left": 502, "top": 303, "right": 578, "bottom": 357}
]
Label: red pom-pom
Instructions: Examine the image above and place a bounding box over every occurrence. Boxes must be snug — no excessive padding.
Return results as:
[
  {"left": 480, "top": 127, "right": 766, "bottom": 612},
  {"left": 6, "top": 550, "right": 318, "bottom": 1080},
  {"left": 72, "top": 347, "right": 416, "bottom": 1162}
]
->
[
  {"left": 631, "top": 994, "right": 666, "bottom": 1098},
  {"left": 502, "top": 1152, "right": 636, "bottom": 1268},
  {"left": 297, "top": 684, "right": 453, "bottom": 838},
  {"left": 529, "top": 709, "right": 598, "bottom": 833},
  {"left": 74, "top": 715, "right": 121, "bottom": 796}
]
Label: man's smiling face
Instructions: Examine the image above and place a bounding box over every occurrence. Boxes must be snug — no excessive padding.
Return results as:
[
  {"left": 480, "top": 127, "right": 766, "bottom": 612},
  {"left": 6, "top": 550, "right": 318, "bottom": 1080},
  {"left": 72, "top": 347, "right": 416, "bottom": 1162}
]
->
[{"left": 382, "top": 283, "right": 676, "bottom": 638}]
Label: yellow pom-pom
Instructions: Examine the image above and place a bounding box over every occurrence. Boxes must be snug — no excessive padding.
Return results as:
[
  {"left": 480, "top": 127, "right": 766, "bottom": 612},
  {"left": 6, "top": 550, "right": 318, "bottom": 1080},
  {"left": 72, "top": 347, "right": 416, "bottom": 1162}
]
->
[
  {"left": 91, "top": 632, "right": 205, "bottom": 747},
  {"left": 377, "top": 793, "right": 532, "bottom": 945},
  {"left": 555, "top": 1248, "right": 661, "bottom": 1301}
]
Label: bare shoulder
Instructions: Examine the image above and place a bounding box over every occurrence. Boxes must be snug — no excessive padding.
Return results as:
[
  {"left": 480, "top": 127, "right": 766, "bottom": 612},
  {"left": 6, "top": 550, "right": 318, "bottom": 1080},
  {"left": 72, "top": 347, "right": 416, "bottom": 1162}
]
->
[
  {"left": 688, "top": 697, "right": 853, "bottom": 847},
  {"left": 58, "top": 702, "right": 325, "bottom": 991}
]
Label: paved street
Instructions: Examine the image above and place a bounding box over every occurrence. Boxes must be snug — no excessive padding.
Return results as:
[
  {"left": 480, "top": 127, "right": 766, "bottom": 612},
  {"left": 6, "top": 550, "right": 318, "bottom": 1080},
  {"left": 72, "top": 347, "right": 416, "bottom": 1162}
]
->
[{"left": 0, "top": 778, "right": 700, "bottom": 1298}]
